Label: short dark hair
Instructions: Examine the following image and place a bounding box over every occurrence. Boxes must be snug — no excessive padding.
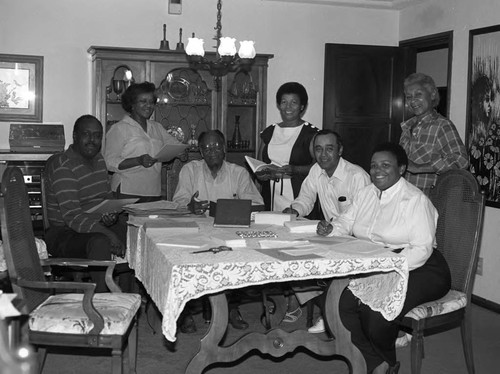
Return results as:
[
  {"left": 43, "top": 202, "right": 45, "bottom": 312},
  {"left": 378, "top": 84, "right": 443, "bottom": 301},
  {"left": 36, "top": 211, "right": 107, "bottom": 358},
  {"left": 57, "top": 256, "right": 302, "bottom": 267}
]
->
[
  {"left": 276, "top": 82, "right": 308, "bottom": 108},
  {"left": 404, "top": 73, "right": 440, "bottom": 107},
  {"left": 73, "top": 114, "right": 102, "bottom": 135},
  {"left": 313, "top": 129, "right": 343, "bottom": 148},
  {"left": 198, "top": 129, "right": 225, "bottom": 146},
  {"left": 372, "top": 142, "right": 408, "bottom": 168},
  {"left": 121, "top": 82, "right": 157, "bottom": 113}
]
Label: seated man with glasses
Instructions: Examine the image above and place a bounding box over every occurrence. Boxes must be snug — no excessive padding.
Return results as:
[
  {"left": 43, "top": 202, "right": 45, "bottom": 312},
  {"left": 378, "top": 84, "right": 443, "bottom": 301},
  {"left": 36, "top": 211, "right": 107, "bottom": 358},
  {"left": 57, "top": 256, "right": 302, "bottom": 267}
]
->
[
  {"left": 173, "top": 130, "right": 264, "bottom": 332},
  {"left": 173, "top": 130, "right": 263, "bottom": 213}
]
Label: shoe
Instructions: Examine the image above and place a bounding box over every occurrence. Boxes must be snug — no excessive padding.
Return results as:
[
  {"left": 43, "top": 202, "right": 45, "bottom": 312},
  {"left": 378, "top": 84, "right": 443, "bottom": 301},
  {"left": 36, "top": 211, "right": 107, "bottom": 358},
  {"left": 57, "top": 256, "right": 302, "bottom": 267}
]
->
[
  {"left": 180, "top": 314, "right": 197, "bottom": 334},
  {"left": 395, "top": 333, "right": 411, "bottom": 348},
  {"left": 386, "top": 361, "right": 400, "bottom": 374},
  {"left": 229, "top": 308, "right": 249, "bottom": 330},
  {"left": 307, "top": 317, "right": 325, "bottom": 333},
  {"left": 282, "top": 306, "right": 303, "bottom": 323}
]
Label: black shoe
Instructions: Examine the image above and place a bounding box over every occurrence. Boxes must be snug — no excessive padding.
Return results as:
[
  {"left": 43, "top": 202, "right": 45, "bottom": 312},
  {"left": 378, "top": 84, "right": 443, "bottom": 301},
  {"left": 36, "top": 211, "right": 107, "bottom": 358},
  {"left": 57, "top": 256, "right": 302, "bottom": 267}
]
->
[
  {"left": 180, "top": 314, "right": 197, "bottom": 334},
  {"left": 229, "top": 308, "right": 249, "bottom": 330},
  {"left": 386, "top": 361, "right": 400, "bottom": 374}
]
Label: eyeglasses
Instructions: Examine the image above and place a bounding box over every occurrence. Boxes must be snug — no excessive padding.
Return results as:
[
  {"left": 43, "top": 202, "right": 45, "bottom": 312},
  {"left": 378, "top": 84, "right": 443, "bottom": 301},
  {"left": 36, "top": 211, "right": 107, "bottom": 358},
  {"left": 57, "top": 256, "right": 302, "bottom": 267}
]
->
[{"left": 200, "top": 143, "right": 224, "bottom": 154}]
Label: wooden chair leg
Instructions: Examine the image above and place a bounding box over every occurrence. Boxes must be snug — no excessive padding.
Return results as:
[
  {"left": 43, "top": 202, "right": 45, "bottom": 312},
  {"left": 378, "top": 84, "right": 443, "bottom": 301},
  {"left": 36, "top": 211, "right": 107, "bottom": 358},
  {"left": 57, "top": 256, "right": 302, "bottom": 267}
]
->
[
  {"left": 111, "top": 348, "right": 123, "bottom": 374},
  {"left": 306, "top": 300, "right": 315, "bottom": 328},
  {"left": 128, "top": 319, "right": 138, "bottom": 374},
  {"left": 410, "top": 329, "right": 424, "bottom": 374},
  {"left": 461, "top": 311, "right": 475, "bottom": 374},
  {"left": 37, "top": 346, "right": 47, "bottom": 374}
]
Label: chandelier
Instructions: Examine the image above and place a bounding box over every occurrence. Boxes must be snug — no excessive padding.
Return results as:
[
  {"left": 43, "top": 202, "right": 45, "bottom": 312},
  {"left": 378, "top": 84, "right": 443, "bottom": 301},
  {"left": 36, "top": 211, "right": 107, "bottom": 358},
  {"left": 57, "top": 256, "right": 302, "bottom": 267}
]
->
[{"left": 185, "top": 0, "right": 256, "bottom": 89}]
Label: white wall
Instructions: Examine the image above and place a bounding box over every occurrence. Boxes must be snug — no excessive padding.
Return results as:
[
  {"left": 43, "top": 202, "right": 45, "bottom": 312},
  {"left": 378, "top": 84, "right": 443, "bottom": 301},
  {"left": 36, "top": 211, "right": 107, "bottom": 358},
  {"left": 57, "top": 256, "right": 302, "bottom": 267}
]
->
[
  {"left": 400, "top": 0, "right": 500, "bottom": 303},
  {"left": 0, "top": 0, "right": 398, "bottom": 148}
]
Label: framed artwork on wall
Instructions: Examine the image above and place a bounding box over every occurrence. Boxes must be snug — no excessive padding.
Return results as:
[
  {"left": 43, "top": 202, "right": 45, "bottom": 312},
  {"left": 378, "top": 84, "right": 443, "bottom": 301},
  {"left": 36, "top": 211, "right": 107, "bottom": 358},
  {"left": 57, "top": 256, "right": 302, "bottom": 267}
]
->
[
  {"left": 0, "top": 54, "right": 43, "bottom": 122},
  {"left": 467, "top": 25, "right": 500, "bottom": 207}
]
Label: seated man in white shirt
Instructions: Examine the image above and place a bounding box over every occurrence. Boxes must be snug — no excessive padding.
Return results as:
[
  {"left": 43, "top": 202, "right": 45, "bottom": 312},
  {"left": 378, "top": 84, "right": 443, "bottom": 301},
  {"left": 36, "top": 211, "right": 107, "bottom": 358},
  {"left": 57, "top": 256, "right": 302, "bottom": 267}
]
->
[
  {"left": 173, "top": 130, "right": 264, "bottom": 332},
  {"left": 282, "top": 129, "right": 370, "bottom": 331},
  {"left": 173, "top": 130, "right": 263, "bottom": 213}
]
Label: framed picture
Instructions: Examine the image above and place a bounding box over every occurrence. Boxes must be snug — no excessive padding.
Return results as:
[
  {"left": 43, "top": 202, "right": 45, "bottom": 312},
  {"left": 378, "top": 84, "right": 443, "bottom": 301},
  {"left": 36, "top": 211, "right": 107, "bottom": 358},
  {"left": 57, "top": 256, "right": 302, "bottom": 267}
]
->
[
  {"left": 466, "top": 25, "right": 500, "bottom": 207},
  {"left": 0, "top": 54, "right": 43, "bottom": 122}
]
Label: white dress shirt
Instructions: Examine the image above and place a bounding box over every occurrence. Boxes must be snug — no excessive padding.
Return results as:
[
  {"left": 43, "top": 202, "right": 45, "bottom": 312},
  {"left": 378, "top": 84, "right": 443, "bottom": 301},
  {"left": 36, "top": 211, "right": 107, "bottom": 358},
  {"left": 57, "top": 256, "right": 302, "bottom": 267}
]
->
[
  {"left": 330, "top": 177, "right": 437, "bottom": 270},
  {"left": 292, "top": 158, "right": 370, "bottom": 221},
  {"left": 104, "top": 115, "right": 180, "bottom": 196},
  {"left": 172, "top": 160, "right": 264, "bottom": 207}
]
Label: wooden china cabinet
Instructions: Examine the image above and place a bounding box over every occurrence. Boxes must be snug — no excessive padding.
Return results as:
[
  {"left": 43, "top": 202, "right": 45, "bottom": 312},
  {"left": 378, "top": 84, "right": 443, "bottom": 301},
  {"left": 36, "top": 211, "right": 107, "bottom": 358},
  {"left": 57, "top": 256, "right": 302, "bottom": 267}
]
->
[{"left": 87, "top": 46, "right": 273, "bottom": 199}]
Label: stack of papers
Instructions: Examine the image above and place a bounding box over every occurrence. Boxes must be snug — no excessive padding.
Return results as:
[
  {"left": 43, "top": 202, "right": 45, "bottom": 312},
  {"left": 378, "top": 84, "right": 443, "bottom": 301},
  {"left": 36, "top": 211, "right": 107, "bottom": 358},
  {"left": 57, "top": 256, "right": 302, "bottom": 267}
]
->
[
  {"left": 123, "top": 200, "right": 189, "bottom": 216},
  {"left": 284, "top": 220, "right": 320, "bottom": 233},
  {"left": 254, "top": 212, "right": 295, "bottom": 225},
  {"left": 85, "top": 198, "right": 139, "bottom": 214},
  {"left": 143, "top": 219, "right": 199, "bottom": 234}
]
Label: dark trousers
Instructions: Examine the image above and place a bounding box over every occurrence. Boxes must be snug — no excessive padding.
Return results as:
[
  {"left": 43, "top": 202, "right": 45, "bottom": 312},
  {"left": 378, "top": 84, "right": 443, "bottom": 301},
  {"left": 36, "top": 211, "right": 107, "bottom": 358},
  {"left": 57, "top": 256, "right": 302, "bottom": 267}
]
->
[
  {"left": 45, "top": 215, "right": 129, "bottom": 292},
  {"left": 339, "top": 250, "right": 451, "bottom": 372}
]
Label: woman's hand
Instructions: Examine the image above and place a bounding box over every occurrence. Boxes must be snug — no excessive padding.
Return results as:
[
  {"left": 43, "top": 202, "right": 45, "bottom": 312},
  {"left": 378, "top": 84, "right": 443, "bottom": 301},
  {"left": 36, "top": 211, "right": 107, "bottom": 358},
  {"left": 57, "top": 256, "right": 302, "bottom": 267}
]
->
[
  {"left": 187, "top": 191, "right": 209, "bottom": 215},
  {"left": 138, "top": 154, "right": 158, "bottom": 168},
  {"left": 255, "top": 164, "right": 288, "bottom": 181},
  {"left": 317, "top": 220, "right": 333, "bottom": 236}
]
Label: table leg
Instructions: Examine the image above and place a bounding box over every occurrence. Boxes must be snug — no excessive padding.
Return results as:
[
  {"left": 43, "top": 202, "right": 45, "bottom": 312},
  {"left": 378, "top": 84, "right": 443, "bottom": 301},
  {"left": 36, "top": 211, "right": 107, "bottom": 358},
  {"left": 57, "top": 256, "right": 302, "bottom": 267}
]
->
[
  {"left": 185, "top": 292, "right": 229, "bottom": 374},
  {"left": 324, "top": 278, "right": 367, "bottom": 374},
  {"left": 185, "top": 278, "right": 367, "bottom": 374}
]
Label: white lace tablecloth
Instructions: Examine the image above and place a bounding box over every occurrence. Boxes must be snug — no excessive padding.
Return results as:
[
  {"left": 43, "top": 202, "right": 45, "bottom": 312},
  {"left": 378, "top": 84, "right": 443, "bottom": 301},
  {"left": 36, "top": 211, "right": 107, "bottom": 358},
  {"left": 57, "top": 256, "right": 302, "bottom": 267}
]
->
[{"left": 126, "top": 216, "right": 409, "bottom": 342}]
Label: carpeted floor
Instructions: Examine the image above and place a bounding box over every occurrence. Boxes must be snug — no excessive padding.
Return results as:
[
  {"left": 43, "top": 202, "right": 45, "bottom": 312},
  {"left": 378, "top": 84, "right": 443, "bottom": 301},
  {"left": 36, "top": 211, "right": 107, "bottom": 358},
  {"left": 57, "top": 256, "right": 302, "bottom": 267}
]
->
[{"left": 38, "top": 298, "right": 500, "bottom": 374}]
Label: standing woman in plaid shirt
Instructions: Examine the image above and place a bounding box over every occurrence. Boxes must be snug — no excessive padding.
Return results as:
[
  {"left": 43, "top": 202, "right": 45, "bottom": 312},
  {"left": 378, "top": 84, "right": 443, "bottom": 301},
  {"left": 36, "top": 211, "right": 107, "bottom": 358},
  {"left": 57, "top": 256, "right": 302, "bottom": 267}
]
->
[{"left": 400, "top": 73, "right": 468, "bottom": 196}]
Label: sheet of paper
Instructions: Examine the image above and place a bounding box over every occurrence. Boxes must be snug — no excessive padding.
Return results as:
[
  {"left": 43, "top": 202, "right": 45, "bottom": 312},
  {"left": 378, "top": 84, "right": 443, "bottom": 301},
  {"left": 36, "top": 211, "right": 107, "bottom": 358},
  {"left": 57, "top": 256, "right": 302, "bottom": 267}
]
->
[
  {"left": 85, "top": 198, "right": 139, "bottom": 214},
  {"left": 327, "top": 239, "right": 390, "bottom": 255},
  {"left": 154, "top": 143, "right": 190, "bottom": 163},
  {"left": 0, "top": 293, "right": 21, "bottom": 318}
]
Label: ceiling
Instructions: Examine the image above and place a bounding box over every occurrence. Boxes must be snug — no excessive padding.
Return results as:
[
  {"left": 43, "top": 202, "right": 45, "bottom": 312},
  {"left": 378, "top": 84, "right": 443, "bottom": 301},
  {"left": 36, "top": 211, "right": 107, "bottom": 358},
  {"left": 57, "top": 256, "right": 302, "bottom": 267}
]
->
[{"left": 263, "top": 0, "right": 425, "bottom": 10}]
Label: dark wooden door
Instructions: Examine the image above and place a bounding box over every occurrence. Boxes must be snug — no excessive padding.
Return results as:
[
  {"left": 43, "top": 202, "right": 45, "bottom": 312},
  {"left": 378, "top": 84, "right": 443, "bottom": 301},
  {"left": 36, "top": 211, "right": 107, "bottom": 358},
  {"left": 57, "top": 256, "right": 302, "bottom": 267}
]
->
[{"left": 323, "top": 44, "right": 405, "bottom": 171}]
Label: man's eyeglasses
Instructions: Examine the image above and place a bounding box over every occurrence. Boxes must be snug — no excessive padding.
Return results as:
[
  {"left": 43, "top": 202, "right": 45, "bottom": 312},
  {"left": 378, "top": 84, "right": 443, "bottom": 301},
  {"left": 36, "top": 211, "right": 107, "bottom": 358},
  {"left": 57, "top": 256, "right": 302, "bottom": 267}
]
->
[{"left": 200, "top": 144, "right": 224, "bottom": 154}]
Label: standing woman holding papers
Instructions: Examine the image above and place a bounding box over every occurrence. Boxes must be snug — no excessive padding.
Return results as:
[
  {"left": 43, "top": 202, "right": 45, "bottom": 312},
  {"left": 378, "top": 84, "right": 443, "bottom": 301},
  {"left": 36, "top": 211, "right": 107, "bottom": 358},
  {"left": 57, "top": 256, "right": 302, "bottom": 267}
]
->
[
  {"left": 318, "top": 143, "right": 450, "bottom": 374},
  {"left": 257, "top": 82, "right": 318, "bottom": 211},
  {"left": 105, "top": 82, "right": 182, "bottom": 203}
]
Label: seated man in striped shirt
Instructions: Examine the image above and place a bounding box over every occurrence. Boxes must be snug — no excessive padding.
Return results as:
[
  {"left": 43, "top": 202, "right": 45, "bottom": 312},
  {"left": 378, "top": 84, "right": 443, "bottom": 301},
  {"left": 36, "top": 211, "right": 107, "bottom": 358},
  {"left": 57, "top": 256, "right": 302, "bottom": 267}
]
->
[{"left": 44, "top": 115, "right": 127, "bottom": 292}]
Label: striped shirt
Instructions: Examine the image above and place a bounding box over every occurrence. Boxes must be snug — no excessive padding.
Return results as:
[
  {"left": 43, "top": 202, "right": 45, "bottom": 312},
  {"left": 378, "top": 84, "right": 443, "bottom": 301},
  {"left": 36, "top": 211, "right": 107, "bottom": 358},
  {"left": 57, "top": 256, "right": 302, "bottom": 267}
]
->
[
  {"left": 400, "top": 110, "right": 468, "bottom": 194},
  {"left": 45, "top": 145, "right": 113, "bottom": 233}
]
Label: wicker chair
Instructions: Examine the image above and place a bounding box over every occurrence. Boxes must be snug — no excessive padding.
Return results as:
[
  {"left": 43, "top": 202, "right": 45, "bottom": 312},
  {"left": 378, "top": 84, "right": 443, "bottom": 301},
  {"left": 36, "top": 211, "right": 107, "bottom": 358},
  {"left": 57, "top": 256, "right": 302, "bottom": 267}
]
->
[
  {"left": 398, "top": 169, "right": 485, "bottom": 374},
  {"left": 0, "top": 166, "right": 140, "bottom": 374}
]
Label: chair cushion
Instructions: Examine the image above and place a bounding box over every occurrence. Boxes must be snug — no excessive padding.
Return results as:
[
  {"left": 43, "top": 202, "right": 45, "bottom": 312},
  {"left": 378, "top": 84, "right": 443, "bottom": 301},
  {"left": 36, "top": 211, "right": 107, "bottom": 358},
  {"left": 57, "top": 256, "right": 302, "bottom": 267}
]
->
[
  {"left": 29, "top": 293, "right": 141, "bottom": 335},
  {"left": 404, "top": 289, "right": 467, "bottom": 320}
]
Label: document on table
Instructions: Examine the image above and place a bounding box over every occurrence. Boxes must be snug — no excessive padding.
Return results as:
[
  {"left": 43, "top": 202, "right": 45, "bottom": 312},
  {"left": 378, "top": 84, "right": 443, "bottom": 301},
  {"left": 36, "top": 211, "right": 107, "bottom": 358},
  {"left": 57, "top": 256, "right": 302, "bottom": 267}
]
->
[
  {"left": 327, "top": 239, "right": 391, "bottom": 256},
  {"left": 85, "top": 198, "right": 139, "bottom": 214}
]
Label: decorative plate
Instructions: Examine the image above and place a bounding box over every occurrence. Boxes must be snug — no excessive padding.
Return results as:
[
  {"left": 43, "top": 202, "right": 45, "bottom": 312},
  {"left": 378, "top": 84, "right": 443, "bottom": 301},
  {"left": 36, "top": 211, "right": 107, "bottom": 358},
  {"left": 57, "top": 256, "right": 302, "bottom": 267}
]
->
[
  {"left": 167, "top": 78, "right": 190, "bottom": 100},
  {"left": 166, "top": 125, "right": 186, "bottom": 143}
]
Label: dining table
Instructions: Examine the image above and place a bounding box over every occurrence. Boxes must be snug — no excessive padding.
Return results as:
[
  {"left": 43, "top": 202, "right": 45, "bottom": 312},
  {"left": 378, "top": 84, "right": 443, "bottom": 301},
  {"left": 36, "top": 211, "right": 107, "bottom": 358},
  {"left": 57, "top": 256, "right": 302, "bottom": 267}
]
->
[{"left": 126, "top": 214, "right": 409, "bottom": 374}]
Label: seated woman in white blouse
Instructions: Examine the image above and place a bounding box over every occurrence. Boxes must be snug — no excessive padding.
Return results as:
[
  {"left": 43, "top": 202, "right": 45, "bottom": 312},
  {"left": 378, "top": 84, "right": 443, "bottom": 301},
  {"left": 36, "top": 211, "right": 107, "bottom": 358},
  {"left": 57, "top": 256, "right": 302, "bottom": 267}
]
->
[{"left": 317, "top": 142, "right": 451, "bottom": 374}]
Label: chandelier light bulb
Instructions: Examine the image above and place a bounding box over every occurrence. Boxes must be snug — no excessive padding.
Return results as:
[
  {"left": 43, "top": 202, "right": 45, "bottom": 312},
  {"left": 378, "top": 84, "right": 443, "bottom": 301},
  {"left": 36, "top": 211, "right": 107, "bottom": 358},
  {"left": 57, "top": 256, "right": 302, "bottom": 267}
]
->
[
  {"left": 186, "top": 37, "right": 205, "bottom": 56},
  {"left": 218, "top": 37, "right": 237, "bottom": 56},
  {"left": 238, "top": 41, "right": 256, "bottom": 59}
]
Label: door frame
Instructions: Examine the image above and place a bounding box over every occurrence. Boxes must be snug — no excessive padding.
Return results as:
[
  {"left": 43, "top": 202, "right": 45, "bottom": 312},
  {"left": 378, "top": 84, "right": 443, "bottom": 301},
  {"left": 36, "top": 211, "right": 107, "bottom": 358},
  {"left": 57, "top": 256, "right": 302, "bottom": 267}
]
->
[{"left": 399, "top": 31, "right": 454, "bottom": 118}]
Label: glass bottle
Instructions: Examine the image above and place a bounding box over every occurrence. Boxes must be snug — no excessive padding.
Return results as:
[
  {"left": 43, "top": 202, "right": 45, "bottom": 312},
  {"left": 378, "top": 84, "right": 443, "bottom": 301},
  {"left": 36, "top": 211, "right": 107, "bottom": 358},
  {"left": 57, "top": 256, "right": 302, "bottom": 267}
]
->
[{"left": 231, "top": 115, "right": 242, "bottom": 149}]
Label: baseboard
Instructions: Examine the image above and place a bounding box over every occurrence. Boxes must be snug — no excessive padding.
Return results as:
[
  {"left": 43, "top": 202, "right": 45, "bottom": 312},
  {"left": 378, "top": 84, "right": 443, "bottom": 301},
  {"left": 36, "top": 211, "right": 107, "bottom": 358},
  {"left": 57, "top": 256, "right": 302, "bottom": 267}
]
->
[{"left": 472, "top": 294, "right": 500, "bottom": 313}]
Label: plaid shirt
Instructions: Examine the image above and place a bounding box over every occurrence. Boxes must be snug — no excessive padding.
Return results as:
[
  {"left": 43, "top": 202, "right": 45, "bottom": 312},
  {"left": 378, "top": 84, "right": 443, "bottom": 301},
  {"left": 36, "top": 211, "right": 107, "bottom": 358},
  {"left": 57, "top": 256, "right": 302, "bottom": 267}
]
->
[{"left": 400, "top": 110, "right": 468, "bottom": 194}]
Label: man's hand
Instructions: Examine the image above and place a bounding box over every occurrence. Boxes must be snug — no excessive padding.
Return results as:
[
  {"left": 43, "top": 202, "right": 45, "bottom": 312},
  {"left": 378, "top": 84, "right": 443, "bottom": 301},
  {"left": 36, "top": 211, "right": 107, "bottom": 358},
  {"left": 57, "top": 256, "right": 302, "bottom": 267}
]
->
[
  {"left": 282, "top": 207, "right": 299, "bottom": 217},
  {"left": 187, "top": 191, "right": 209, "bottom": 215},
  {"left": 101, "top": 212, "right": 118, "bottom": 226},
  {"left": 138, "top": 154, "right": 158, "bottom": 168},
  {"left": 317, "top": 220, "right": 333, "bottom": 236}
]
